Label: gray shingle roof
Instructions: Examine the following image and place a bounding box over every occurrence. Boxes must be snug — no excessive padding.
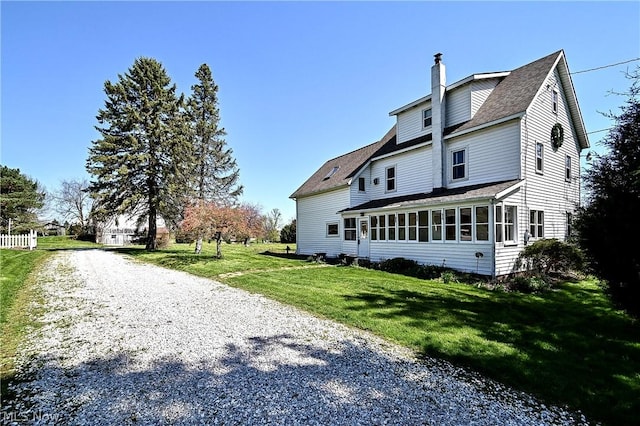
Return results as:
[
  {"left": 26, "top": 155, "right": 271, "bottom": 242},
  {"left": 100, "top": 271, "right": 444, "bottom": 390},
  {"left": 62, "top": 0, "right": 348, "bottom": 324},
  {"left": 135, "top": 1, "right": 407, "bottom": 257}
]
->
[
  {"left": 451, "top": 50, "right": 562, "bottom": 135},
  {"left": 339, "top": 179, "right": 521, "bottom": 213},
  {"left": 292, "top": 50, "right": 588, "bottom": 200},
  {"left": 289, "top": 126, "right": 396, "bottom": 199}
]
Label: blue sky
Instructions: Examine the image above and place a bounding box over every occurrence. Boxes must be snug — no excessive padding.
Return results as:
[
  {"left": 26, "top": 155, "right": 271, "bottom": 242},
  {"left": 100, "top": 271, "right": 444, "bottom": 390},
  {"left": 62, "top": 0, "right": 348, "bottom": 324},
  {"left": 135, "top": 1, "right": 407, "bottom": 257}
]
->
[{"left": 2, "top": 1, "right": 639, "bottom": 223}]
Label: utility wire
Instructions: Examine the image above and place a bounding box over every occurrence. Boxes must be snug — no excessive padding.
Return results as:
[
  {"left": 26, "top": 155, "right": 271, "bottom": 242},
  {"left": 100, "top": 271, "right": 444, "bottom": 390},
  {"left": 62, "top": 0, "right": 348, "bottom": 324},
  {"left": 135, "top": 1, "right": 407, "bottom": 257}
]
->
[
  {"left": 571, "top": 58, "right": 640, "bottom": 75},
  {"left": 587, "top": 128, "right": 612, "bottom": 135}
]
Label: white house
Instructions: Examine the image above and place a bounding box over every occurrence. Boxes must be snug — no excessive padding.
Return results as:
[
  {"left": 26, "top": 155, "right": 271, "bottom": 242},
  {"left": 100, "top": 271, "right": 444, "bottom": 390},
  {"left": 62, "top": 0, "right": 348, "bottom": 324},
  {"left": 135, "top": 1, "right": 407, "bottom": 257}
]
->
[
  {"left": 290, "top": 50, "right": 589, "bottom": 277},
  {"left": 96, "top": 213, "right": 167, "bottom": 246}
]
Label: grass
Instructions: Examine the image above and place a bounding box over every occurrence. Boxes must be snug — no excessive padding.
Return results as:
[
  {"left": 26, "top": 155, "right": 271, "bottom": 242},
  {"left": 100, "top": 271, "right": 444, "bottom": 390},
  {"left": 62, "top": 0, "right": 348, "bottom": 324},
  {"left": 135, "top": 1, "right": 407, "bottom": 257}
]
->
[
  {"left": 2, "top": 238, "right": 638, "bottom": 425},
  {"left": 0, "top": 249, "right": 50, "bottom": 397},
  {"left": 123, "top": 242, "right": 639, "bottom": 426},
  {"left": 0, "top": 236, "right": 101, "bottom": 397}
]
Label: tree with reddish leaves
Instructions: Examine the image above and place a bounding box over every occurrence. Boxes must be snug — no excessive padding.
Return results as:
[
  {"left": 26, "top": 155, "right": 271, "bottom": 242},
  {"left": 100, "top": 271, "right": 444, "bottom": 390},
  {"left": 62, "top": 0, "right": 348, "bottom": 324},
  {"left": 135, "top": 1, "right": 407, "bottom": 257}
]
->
[{"left": 181, "top": 202, "right": 264, "bottom": 257}]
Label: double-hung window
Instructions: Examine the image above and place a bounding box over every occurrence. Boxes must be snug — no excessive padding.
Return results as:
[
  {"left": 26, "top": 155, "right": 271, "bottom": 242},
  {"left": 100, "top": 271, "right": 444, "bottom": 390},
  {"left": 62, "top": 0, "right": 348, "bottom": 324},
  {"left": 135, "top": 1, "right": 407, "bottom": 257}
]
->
[
  {"left": 504, "top": 205, "right": 517, "bottom": 243},
  {"left": 386, "top": 166, "right": 396, "bottom": 192},
  {"left": 418, "top": 211, "right": 429, "bottom": 242},
  {"left": 388, "top": 214, "right": 396, "bottom": 240},
  {"left": 445, "top": 208, "right": 456, "bottom": 241},
  {"left": 408, "top": 212, "right": 417, "bottom": 241},
  {"left": 397, "top": 213, "right": 406, "bottom": 240},
  {"left": 495, "top": 205, "right": 503, "bottom": 243},
  {"left": 422, "top": 108, "right": 432, "bottom": 128},
  {"left": 452, "top": 149, "right": 466, "bottom": 180},
  {"left": 431, "top": 210, "right": 442, "bottom": 241},
  {"left": 460, "top": 208, "right": 472, "bottom": 241},
  {"left": 565, "top": 156, "right": 572, "bottom": 182},
  {"left": 344, "top": 218, "right": 356, "bottom": 241},
  {"left": 475, "top": 206, "right": 489, "bottom": 241},
  {"left": 536, "top": 142, "right": 544, "bottom": 173},
  {"left": 530, "top": 210, "right": 544, "bottom": 238}
]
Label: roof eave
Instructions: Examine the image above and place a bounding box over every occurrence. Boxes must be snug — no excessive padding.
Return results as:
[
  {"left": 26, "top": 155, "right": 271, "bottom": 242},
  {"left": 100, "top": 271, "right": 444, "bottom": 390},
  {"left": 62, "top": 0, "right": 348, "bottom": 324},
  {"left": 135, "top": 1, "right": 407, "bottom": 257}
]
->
[
  {"left": 445, "top": 113, "right": 524, "bottom": 140},
  {"left": 290, "top": 183, "right": 350, "bottom": 200}
]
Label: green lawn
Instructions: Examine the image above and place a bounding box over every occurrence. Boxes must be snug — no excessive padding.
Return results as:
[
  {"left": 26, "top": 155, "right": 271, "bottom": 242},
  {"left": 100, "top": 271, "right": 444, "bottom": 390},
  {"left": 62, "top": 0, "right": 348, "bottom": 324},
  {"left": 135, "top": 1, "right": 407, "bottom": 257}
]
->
[
  {"left": 1, "top": 236, "right": 101, "bottom": 394},
  {"left": 124, "top": 241, "right": 639, "bottom": 426},
  {"left": 2, "top": 239, "right": 638, "bottom": 425}
]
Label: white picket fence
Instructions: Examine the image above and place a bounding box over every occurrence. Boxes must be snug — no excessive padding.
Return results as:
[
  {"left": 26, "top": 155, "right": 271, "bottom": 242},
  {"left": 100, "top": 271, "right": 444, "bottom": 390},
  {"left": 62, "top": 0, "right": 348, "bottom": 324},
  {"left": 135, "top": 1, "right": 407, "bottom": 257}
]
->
[{"left": 0, "top": 230, "right": 38, "bottom": 250}]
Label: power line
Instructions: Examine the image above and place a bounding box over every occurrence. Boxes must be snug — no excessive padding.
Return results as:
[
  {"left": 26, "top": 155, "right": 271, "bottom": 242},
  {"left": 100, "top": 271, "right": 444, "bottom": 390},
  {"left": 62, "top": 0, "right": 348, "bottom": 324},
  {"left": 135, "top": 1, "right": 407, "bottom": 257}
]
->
[
  {"left": 587, "top": 127, "right": 612, "bottom": 135},
  {"left": 571, "top": 58, "right": 640, "bottom": 75}
]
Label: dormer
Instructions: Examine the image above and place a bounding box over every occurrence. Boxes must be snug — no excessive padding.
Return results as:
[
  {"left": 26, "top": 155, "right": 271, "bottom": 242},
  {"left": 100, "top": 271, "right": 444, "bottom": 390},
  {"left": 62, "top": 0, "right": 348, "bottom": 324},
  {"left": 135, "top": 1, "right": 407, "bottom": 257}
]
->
[{"left": 389, "top": 69, "right": 510, "bottom": 145}]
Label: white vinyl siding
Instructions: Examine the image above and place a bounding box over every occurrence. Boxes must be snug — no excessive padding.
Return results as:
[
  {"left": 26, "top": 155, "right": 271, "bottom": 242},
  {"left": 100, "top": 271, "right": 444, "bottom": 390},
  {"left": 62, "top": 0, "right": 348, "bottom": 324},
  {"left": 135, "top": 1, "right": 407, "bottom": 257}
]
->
[
  {"left": 446, "top": 121, "right": 520, "bottom": 188},
  {"left": 522, "top": 68, "right": 581, "bottom": 242},
  {"left": 396, "top": 101, "right": 432, "bottom": 143},
  {"left": 369, "top": 146, "right": 432, "bottom": 199},
  {"left": 295, "top": 188, "right": 350, "bottom": 257},
  {"left": 445, "top": 85, "right": 471, "bottom": 127},
  {"left": 350, "top": 169, "right": 371, "bottom": 207},
  {"left": 470, "top": 78, "right": 501, "bottom": 117},
  {"left": 366, "top": 203, "right": 495, "bottom": 275}
]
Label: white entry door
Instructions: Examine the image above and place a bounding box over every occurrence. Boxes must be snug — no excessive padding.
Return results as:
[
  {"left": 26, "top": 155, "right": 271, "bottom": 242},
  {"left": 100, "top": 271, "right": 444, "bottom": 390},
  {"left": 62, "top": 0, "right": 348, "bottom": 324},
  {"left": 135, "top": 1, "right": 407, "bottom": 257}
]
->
[{"left": 357, "top": 218, "right": 369, "bottom": 258}]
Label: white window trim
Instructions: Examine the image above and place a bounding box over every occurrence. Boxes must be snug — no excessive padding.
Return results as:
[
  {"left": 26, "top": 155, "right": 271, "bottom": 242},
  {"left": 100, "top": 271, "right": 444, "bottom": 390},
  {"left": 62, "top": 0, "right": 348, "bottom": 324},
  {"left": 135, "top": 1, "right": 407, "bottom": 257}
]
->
[
  {"left": 326, "top": 221, "right": 339, "bottom": 238},
  {"left": 422, "top": 107, "right": 433, "bottom": 129},
  {"left": 503, "top": 204, "right": 518, "bottom": 246},
  {"left": 358, "top": 177, "right": 366, "bottom": 192},
  {"left": 385, "top": 165, "right": 397, "bottom": 193},
  {"left": 474, "top": 205, "right": 490, "bottom": 242},
  {"left": 529, "top": 210, "right": 544, "bottom": 239},
  {"left": 459, "top": 206, "right": 473, "bottom": 243},
  {"left": 552, "top": 89, "right": 559, "bottom": 114},
  {"left": 565, "top": 155, "right": 572, "bottom": 182},
  {"left": 535, "top": 142, "right": 544, "bottom": 174},
  {"left": 450, "top": 147, "right": 469, "bottom": 183}
]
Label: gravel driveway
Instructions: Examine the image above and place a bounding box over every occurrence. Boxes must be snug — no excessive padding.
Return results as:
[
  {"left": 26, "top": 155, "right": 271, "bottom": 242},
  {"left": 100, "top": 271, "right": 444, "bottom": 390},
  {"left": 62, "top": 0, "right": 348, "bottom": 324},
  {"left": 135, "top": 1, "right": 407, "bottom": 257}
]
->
[{"left": 2, "top": 249, "right": 590, "bottom": 425}]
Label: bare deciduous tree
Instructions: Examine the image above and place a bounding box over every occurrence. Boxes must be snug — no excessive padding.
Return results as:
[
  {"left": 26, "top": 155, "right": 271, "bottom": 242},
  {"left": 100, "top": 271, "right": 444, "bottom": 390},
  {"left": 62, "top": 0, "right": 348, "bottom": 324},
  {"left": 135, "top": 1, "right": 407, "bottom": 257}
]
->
[{"left": 52, "top": 179, "right": 93, "bottom": 230}]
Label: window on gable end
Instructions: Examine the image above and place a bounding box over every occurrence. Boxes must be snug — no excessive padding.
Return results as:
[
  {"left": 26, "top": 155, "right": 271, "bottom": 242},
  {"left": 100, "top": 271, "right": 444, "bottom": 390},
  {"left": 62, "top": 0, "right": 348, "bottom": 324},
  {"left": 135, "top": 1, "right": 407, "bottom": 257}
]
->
[
  {"left": 422, "top": 108, "right": 432, "bottom": 128},
  {"left": 386, "top": 166, "right": 396, "bottom": 192},
  {"left": 536, "top": 142, "right": 544, "bottom": 173},
  {"left": 552, "top": 90, "right": 559, "bottom": 114},
  {"left": 358, "top": 177, "right": 365, "bottom": 192}
]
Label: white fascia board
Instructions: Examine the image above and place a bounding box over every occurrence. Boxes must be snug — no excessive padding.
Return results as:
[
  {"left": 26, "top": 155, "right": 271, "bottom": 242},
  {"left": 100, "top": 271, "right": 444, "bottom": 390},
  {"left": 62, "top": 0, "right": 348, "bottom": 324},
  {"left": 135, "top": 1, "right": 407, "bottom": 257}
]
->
[
  {"left": 494, "top": 181, "right": 524, "bottom": 201},
  {"left": 370, "top": 141, "right": 432, "bottom": 162},
  {"left": 444, "top": 113, "right": 524, "bottom": 140},
  {"left": 350, "top": 142, "right": 431, "bottom": 181},
  {"left": 293, "top": 184, "right": 350, "bottom": 200},
  {"left": 389, "top": 72, "right": 511, "bottom": 116},
  {"left": 389, "top": 95, "right": 432, "bottom": 116}
]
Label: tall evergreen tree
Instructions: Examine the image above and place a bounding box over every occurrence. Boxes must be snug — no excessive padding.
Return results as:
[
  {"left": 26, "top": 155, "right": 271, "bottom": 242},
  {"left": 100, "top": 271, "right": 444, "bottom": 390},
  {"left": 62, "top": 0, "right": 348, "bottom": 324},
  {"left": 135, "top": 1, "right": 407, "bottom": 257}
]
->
[
  {"left": 575, "top": 68, "right": 640, "bottom": 316},
  {"left": 0, "top": 165, "right": 45, "bottom": 233},
  {"left": 86, "top": 57, "right": 192, "bottom": 250},
  {"left": 186, "top": 64, "right": 243, "bottom": 253}
]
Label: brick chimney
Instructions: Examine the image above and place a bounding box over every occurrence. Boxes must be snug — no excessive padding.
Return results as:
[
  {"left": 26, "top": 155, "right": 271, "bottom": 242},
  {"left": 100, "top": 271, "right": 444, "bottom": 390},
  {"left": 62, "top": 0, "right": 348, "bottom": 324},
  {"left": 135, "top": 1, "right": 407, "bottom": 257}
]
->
[{"left": 431, "top": 53, "right": 446, "bottom": 191}]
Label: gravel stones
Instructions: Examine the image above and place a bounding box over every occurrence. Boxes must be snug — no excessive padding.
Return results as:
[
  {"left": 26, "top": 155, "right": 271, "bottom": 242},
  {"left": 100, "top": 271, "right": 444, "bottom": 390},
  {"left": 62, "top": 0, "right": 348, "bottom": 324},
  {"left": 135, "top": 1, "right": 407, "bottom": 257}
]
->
[{"left": 1, "top": 250, "right": 591, "bottom": 425}]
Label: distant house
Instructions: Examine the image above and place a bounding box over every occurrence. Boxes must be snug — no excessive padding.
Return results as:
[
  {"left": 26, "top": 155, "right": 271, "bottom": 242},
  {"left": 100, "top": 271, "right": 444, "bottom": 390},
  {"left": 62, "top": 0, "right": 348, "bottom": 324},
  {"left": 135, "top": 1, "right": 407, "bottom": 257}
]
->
[
  {"left": 96, "top": 214, "right": 167, "bottom": 246},
  {"left": 290, "top": 50, "right": 589, "bottom": 277},
  {"left": 41, "top": 221, "right": 66, "bottom": 236}
]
